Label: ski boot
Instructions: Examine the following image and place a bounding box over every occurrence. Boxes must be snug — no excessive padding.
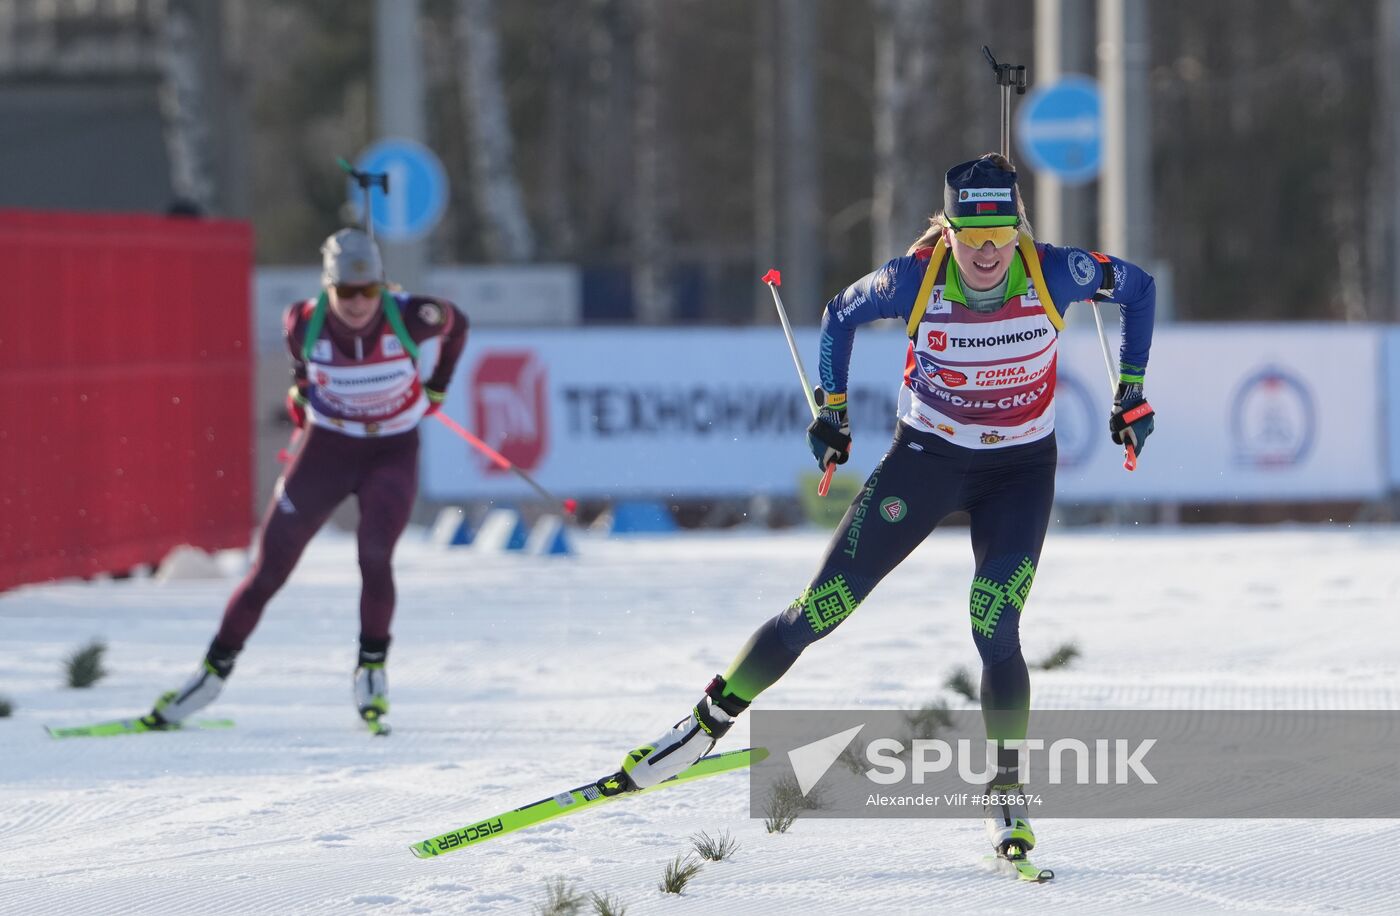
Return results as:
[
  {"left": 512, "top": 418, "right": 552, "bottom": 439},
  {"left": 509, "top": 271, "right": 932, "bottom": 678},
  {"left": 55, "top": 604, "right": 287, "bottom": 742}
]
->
[
  {"left": 142, "top": 640, "right": 237, "bottom": 729},
  {"left": 354, "top": 637, "right": 391, "bottom": 736},
  {"left": 600, "top": 676, "right": 749, "bottom": 796},
  {"left": 984, "top": 782, "right": 1036, "bottom": 853},
  {"left": 984, "top": 782, "right": 1053, "bottom": 882}
]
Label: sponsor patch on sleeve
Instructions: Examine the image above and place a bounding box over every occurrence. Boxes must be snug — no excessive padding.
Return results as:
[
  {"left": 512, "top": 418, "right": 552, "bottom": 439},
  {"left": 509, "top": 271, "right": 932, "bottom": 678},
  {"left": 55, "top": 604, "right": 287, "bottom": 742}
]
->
[
  {"left": 418, "top": 302, "right": 443, "bottom": 326},
  {"left": 1068, "top": 251, "right": 1096, "bottom": 286}
]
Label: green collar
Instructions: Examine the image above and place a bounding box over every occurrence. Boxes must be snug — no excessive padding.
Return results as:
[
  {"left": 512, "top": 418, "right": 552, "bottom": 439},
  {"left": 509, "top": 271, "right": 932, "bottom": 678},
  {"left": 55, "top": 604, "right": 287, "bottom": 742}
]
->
[
  {"left": 301, "top": 290, "right": 418, "bottom": 362},
  {"left": 943, "top": 252, "right": 1029, "bottom": 306}
]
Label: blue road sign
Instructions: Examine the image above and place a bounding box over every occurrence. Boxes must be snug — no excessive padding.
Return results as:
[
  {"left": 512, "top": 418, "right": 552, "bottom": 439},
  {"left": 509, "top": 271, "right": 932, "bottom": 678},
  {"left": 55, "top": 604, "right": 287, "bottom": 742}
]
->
[
  {"left": 1016, "top": 76, "right": 1102, "bottom": 185},
  {"left": 349, "top": 138, "right": 449, "bottom": 241}
]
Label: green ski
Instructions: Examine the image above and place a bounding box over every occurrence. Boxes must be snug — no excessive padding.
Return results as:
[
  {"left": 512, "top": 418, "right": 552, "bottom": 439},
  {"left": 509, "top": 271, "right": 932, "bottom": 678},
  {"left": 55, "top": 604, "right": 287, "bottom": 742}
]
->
[
  {"left": 410, "top": 747, "right": 768, "bottom": 859},
  {"left": 984, "top": 844, "right": 1055, "bottom": 883},
  {"left": 45, "top": 717, "right": 235, "bottom": 739}
]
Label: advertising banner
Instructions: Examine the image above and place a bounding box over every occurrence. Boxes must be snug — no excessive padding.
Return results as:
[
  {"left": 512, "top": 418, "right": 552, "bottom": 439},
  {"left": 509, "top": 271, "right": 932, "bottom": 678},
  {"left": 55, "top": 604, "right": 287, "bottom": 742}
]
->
[
  {"left": 1054, "top": 324, "right": 1384, "bottom": 500},
  {"left": 423, "top": 324, "right": 1387, "bottom": 503},
  {"left": 422, "top": 326, "right": 910, "bottom": 501}
]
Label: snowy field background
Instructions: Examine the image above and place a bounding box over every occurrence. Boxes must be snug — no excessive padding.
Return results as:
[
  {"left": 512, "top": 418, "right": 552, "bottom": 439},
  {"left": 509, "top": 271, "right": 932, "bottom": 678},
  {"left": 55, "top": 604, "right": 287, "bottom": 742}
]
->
[{"left": 3, "top": 524, "right": 1399, "bottom": 915}]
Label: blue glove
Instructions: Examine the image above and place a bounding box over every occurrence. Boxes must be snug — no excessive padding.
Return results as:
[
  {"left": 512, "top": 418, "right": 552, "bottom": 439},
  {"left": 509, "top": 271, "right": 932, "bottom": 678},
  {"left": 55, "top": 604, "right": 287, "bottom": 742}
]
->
[
  {"left": 807, "top": 389, "right": 851, "bottom": 470},
  {"left": 1109, "top": 381, "right": 1155, "bottom": 456}
]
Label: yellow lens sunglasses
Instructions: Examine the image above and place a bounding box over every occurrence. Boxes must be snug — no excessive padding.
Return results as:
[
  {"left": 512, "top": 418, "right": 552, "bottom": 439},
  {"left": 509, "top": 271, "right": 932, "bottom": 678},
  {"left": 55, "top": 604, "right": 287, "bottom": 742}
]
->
[{"left": 949, "top": 221, "right": 1021, "bottom": 248}]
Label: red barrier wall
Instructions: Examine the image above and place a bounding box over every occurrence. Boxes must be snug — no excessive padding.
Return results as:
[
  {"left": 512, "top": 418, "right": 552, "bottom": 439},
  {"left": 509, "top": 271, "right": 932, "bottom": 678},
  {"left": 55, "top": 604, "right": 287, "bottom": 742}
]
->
[{"left": 0, "top": 210, "right": 253, "bottom": 591}]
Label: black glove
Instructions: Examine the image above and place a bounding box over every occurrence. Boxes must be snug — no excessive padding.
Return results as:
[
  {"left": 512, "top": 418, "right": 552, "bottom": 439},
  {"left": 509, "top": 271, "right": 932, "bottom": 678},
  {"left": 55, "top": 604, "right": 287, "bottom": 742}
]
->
[
  {"left": 807, "top": 389, "right": 851, "bottom": 470},
  {"left": 1109, "top": 381, "right": 1155, "bottom": 456}
]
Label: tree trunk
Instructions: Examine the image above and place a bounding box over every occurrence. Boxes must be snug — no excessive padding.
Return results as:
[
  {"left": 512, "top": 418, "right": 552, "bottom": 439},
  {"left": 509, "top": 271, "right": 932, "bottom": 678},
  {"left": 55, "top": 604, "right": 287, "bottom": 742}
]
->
[
  {"left": 159, "top": 0, "right": 219, "bottom": 214},
  {"left": 582, "top": 0, "right": 635, "bottom": 252},
  {"left": 1371, "top": 0, "right": 1400, "bottom": 321},
  {"left": 540, "top": 0, "right": 581, "bottom": 259},
  {"left": 631, "top": 0, "right": 673, "bottom": 323},
  {"left": 454, "top": 0, "right": 535, "bottom": 262},
  {"left": 778, "top": 0, "right": 821, "bottom": 321},
  {"left": 872, "top": 0, "right": 940, "bottom": 263},
  {"left": 754, "top": 0, "right": 821, "bottom": 322},
  {"left": 753, "top": 0, "right": 778, "bottom": 321}
]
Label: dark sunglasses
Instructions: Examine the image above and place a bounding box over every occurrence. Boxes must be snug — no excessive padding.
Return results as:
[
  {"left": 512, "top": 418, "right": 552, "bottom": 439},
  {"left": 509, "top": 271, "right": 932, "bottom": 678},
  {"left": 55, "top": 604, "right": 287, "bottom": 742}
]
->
[{"left": 334, "top": 283, "right": 382, "bottom": 300}]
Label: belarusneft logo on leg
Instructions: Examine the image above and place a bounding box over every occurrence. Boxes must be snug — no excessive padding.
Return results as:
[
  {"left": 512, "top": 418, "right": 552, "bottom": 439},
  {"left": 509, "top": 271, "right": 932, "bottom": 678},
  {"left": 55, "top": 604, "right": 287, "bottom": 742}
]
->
[{"left": 749, "top": 710, "right": 1400, "bottom": 819}]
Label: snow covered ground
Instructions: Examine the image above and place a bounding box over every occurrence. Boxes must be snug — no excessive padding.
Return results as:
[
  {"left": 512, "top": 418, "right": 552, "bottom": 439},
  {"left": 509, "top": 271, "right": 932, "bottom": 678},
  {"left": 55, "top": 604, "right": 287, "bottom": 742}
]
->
[{"left": 3, "top": 524, "right": 1398, "bottom": 915}]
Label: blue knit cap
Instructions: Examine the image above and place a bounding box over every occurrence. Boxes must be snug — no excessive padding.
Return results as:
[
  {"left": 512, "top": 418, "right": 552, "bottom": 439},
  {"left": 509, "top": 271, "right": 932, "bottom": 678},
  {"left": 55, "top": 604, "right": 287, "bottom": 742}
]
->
[{"left": 944, "top": 156, "right": 1019, "bottom": 224}]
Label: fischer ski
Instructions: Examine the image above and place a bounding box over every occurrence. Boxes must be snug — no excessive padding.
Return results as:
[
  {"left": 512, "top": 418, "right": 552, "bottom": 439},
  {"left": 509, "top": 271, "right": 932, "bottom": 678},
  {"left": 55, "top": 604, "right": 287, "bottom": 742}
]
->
[
  {"left": 45, "top": 717, "right": 235, "bottom": 739},
  {"left": 984, "top": 844, "right": 1054, "bottom": 883},
  {"left": 410, "top": 746, "right": 768, "bottom": 859}
]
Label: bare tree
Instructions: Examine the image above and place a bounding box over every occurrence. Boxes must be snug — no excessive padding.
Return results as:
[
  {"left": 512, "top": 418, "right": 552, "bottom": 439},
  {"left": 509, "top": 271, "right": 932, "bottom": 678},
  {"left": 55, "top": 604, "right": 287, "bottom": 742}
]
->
[
  {"left": 1371, "top": 0, "right": 1400, "bottom": 321},
  {"left": 753, "top": 0, "right": 778, "bottom": 321},
  {"left": 225, "top": 0, "right": 1385, "bottom": 322},
  {"left": 582, "top": 0, "right": 636, "bottom": 253},
  {"left": 778, "top": 0, "right": 821, "bottom": 320},
  {"left": 631, "top": 0, "right": 674, "bottom": 322},
  {"left": 754, "top": 0, "right": 820, "bottom": 322},
  {"left": 540, "top": 0, "right": 582, "bottom": 259},
  {"left": 454, "top": 0, "right": 535, "bottom": 262},
  {"left": 872, "top": 0, "right": 941, "bottom": 263},
  {"left": 159, "top": 0, "right": 219, "bottom": 214}
]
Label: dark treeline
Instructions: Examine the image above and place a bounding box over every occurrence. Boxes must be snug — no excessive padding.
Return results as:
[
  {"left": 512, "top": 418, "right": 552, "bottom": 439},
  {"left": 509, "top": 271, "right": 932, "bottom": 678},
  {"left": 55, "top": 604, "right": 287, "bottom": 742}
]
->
[{"left": 248, "top": 0, "right": 1385, "bottom": 323}]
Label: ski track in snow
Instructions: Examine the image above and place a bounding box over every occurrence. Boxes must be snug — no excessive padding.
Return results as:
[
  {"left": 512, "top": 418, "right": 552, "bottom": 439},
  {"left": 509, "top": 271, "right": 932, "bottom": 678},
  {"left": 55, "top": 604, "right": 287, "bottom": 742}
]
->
[{"left": 2, "top": 526, "right": 1398, "bottom": 915}]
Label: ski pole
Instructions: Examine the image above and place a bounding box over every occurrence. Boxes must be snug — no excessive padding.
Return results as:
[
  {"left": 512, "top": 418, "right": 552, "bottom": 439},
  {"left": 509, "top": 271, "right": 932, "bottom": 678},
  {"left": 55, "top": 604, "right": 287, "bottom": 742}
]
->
[
  {"left": 1089, "top": 302, "right": 1137, "bottom": 471},
  {"left": 761, "top": 269, "right": 840, "bottom": 497},
  {"left": 432, "top": 411, "right": 578, "bottom": 516},
  {"left": 276, "top": 427, "right": 303, "bottom": 465}
]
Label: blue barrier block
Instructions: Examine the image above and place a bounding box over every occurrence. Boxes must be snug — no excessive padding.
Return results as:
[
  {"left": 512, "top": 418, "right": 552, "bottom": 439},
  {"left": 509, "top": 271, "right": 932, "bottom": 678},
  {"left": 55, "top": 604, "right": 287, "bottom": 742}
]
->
[
  {"left": 608, "top": 501, "right": 677, "bottom": 535},
  {"left": 474, "top": 508, "right": 529, "bottom": 552},
  {"left": 526, "top": 515, "right": 573, "bottom": 556},
  {"left": 430, "top": 507, "right": 474, "bottom": 547},
  {"left": 506, "top": 516, "right": 529, "bottom": 551}
]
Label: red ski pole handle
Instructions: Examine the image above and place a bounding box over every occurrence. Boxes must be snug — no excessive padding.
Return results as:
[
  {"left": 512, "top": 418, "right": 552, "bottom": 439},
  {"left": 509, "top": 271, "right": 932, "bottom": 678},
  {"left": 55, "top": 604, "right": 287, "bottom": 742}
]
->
[
  {"left": 816, "top": 441, "right": 850, "bottom": 496},
  {"left": 1115, "top": 401, "right": 1151, "bottom": 472}
]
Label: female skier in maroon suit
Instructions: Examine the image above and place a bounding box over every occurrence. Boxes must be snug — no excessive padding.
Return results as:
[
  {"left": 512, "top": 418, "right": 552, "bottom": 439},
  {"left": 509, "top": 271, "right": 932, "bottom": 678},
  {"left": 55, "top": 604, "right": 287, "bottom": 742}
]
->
[{"left": 146, "top": 228, "right": 467, "bottom": 734}]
